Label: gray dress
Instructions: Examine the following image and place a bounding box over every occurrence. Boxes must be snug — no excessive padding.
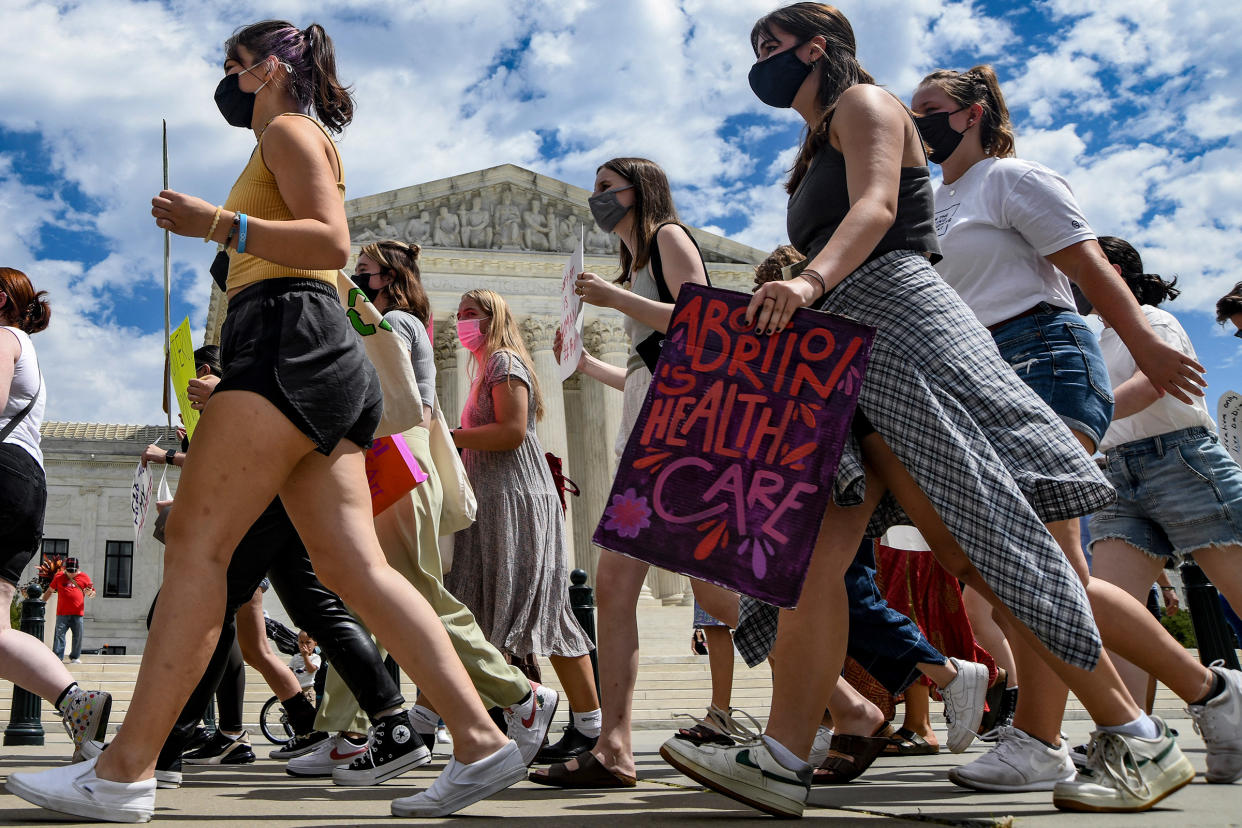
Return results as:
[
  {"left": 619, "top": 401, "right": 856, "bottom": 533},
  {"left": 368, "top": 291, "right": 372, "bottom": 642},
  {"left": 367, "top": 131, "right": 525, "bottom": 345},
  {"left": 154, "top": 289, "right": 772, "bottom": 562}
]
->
[{"left": 445, "top": 349, "right": 593, "bottom": 658}]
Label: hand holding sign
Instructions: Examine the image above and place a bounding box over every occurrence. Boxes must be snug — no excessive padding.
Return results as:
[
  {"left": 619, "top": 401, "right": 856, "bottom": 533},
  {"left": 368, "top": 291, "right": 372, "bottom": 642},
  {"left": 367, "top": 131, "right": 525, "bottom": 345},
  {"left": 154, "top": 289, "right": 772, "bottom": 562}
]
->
[{"left": 168, "top": 317, "right": 200, "bottom": 438}]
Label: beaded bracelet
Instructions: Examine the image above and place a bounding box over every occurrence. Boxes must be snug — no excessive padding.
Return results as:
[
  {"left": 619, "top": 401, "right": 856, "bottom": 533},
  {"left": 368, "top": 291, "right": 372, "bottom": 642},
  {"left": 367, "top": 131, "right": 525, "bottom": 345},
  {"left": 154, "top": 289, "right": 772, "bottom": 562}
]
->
[
  {"left": 237, "top": 213, "right": 249, "bottom": 254},
  {"left": 204, "top": 205, "right": 223, "bottom": 243}
]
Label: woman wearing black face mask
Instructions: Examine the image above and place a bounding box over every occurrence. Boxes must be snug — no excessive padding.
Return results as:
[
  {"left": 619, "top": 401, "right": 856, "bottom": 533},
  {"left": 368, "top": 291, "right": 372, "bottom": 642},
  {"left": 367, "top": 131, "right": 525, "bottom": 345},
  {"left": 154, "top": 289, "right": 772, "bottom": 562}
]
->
[
  {"left": 7, "top": 20, "right": 523, "bottom": 823},
  {"left": 658, "top": 4, "right": 1189, "bottom": 818},
  {"left": 911, "top": 67, "right": 1220, "bottom": 806}
]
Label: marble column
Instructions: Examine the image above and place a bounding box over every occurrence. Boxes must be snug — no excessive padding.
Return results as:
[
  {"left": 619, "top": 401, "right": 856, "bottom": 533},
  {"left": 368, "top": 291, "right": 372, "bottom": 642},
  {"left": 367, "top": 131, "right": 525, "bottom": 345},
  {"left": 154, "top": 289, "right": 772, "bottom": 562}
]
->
[
  {"left": 520, "top": 314, "right": 576, "bottom": 568},
  {"left": 433, "top": 313, "right": 459, "bottom": 423}
]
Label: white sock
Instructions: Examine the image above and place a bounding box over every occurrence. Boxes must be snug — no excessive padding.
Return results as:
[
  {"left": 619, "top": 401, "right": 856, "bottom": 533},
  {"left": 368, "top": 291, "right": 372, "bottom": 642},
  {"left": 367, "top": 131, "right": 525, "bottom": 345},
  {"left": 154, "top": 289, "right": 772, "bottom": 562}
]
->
[
  {"left": 1099, "top": 714, "right": 1160, "bottom": 740},
  {"left": 572, "top": 708, "right": 602, "bottom": 738},
  {"left": 762, "top": 734, "right": 811, "bottom": 773},
  {"left": 408, "top": 704, "right": 439, "bottom": 734}
]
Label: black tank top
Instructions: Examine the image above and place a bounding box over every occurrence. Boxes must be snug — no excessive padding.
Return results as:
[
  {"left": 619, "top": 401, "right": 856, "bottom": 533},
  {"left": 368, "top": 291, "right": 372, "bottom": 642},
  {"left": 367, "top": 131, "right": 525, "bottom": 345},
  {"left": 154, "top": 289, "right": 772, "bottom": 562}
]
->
[{"left": 786, "top": 142, "right": 941, "bottom": 266}]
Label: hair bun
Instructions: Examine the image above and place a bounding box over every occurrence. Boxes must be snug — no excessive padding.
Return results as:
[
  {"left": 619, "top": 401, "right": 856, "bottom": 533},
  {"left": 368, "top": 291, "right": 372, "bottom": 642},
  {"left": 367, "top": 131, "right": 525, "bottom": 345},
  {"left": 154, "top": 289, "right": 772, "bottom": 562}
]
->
[
  {"left": 21, "top": 291, "right": 51, "bottom": 334},
  {"left": 408, "top": 242, "right": 421, "bottom": 257}
]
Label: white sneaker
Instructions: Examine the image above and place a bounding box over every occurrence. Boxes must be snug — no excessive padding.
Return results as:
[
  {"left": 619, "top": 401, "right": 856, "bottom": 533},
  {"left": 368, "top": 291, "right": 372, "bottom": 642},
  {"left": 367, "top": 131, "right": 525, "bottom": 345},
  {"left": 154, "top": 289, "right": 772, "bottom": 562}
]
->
[
  {"left": 660, "top": 737, "right": 811, "bottom": 819},
  {"left": 390, "top": 741, "right": 525, "bottom": 817},
  {"left": 1189, "top": 661, "right": 1242, "bottom": 784},
  {"left": 502, "top": 682, "right": 559, "bottom": 766},
  {"left": 70, "top": 658, "right": 83, "bottom": 665},
  {"left": 949, "top": 725, "right": 1075, "bottom": 792},
  {"left": 286, "top": 732, "right": 369, "bottom": 778},
  {"left": 807, "top": 725, "right": 834, "bottom": 768},
  {"left": 6, "top": 756, "right": 156, "bottom": 823},
  {"left": 1053, "top": 717, "right": 1195, "bottom": 812},
  {"left": 940, "top": 658, "right": 987, "bottom": 753}
]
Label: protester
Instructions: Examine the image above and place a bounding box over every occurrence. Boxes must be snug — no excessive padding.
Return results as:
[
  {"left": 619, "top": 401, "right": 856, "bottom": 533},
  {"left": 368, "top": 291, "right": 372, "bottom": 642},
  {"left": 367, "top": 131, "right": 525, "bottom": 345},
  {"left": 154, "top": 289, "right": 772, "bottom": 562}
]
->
[
  {"left": 1084, "top": 235, "right": 1242, "bottom": 784},
  {"left": 913, "top": 64, "right": 1233, "bottom": 799},
  {"left": 0, "top": 266, "right": 111, "bottom": 760},
  {"left": 44, "top": 557, "right": 95, "bottom": 663},
  {"left": 7, "top": 20, "right": 522, "bottom": 822},
  {"left": 446, "top": 288, "right": 600, "bottom": 755},
  {"left": 290, "top": 630, "right": 321, "bottom": 701}
]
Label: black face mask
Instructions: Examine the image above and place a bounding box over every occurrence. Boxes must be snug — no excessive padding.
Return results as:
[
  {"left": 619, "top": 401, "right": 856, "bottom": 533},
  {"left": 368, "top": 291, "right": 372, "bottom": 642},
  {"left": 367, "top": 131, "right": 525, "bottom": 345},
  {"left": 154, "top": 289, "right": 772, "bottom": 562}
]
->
[
  {"left": 214, "top": 72, "right": 257, "bottom": 129},
  {"left": 351, "top": 272, "right": 382, "bottom": 303},
  {"left": 588, "top": 186, "right": 633, "bottom": 233},
  {"left": 748, "top": 45, "right": 813, "bottom": 109},
  {"left": 913, "top": 107, "right": 968, "bottom": 164}
]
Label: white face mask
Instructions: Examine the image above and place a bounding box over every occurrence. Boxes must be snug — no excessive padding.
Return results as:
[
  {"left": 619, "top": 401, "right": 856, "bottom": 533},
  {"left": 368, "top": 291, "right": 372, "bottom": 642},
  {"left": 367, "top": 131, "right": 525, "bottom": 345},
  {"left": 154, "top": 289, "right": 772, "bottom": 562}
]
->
[{"left": 456, "top": 316, "right": 489, "bottom": 351}]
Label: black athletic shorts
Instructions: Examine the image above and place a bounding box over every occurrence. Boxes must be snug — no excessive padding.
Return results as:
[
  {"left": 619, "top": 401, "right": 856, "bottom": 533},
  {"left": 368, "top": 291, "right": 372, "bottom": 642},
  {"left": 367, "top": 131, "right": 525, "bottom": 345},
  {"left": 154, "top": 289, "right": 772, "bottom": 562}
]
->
[
  {"left": 0, "top": 442, "right": 46, "bottom": 586},
  {"left": 216, "top": 278, "right": 382, "bottom": 455}
]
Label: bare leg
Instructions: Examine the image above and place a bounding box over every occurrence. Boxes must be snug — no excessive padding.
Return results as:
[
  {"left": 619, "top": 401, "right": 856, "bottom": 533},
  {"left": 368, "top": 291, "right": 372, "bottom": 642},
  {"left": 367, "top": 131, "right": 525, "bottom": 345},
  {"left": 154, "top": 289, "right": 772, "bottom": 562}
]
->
[
  {"left": 1088, "top": 540, "right": 1165, "bottom": 707},
  {"left": 0, "top": 580, "right": 76, "bottom": 702},
  {"left": 825, "top": 678, "right": 886, "bottom": 738},
  {"left": 234, "top": 588, "right": 302, "bottom": 701},
  {"left": 964, "top": 585, "right": 1016, "bottom": 685},
  {"left": 900, "top": 683, "right": 937, "bottom": 746},
  {"left": 703, "top": 627, "right": 735, "bottom": 710},
  {"left": 548, "top": 654, "right": 599, "bottom": 712}
]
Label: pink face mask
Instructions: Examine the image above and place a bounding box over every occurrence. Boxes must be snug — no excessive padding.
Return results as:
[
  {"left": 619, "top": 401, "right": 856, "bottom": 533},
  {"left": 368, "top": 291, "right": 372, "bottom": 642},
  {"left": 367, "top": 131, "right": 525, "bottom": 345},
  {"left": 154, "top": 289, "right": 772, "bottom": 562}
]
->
[{"left": 456, "top": 317, "right": 489, "bottom": 351}]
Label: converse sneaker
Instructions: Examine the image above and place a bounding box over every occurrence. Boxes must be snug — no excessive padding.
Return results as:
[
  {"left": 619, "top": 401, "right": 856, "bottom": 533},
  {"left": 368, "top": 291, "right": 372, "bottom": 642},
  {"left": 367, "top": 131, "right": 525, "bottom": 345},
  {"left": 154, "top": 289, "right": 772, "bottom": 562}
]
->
[
  {"left": 268, "top": 729, "right": 330, "bottom": 760},
  {"left": 502, "top": 682, "right": 559, "bottom": 766},
  {"left": 1189, "top": 661, "right": 1242, "bottom": 784},
  {"left": 390, "top": 741, "right": 526, "bottom": 818},
  {"left": 1053, "top": 717, "right": 1195, "bottom": 812},
  {"left": 58, "top": 686, "right": 112, "bottom": 759},
  {"left": 660, "top": 736, "right": 811, "bottom": 819},
  {"left": 6, "top": 756, "right": 156, "bottom": 823},
  {"left": 155, "top": 755, "right": 182, "bottom": 790},
  {"left": 182, "top": 730, "right": 256, "bottom": 765},
  {"left": 949, "top": 725, "right": 1075, "bottom": 792},
  {"left": 807, "top": 725, "right": 835, "bottom": 768},
  {"left": 332, "top": 711, "right": 432, "bottom": 786},
  {"left": 940, "top": 658, "right": 987, "bottom": 753},
  {"left": 286, "top": 733, "right": 370, "bottom": 778}
]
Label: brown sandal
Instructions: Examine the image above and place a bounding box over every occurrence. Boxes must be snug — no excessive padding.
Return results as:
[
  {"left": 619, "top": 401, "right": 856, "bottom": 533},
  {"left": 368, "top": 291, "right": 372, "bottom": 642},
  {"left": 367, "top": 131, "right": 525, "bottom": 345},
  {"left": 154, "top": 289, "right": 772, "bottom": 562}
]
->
[
  {"left": 881, "top": 726, "right": 939, "bottom": 756},
  {"left": 813, "top": 724, "right": 893, "bottom": 785},
  {"left": 528, "top": 751, "right": 637, "bottom": 789}
]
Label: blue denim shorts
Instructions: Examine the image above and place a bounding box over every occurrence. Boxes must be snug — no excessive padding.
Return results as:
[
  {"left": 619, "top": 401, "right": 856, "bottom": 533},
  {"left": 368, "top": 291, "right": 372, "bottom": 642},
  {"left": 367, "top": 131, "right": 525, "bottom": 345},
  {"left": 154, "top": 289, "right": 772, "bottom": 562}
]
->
[
  {"left": 991, "top": 305, "right": 1114, "bottom": 451},
  {"left": 1088, "top": 427, "right": 1242, "bottom": 561}
]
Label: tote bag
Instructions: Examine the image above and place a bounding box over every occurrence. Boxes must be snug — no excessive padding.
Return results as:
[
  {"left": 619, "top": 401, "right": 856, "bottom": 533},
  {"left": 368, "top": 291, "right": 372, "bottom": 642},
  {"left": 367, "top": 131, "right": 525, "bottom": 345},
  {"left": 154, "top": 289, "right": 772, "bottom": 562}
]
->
[
  {"left": 428, "top": 394, "right": 477, "bottom": 535},
  {"left": 334, "top": 272, "right": 423, "bottom": 438}
]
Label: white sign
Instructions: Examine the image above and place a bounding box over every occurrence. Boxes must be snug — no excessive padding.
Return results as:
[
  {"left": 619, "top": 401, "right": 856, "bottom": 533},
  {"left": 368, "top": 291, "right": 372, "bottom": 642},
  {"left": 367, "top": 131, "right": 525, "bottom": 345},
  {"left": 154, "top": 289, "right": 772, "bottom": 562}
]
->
[
  {"left": 1217, "top": 391, "right": 1242, "bottom": 466},
  {"left": 132, "top": 460, "right": 155, "bottom": 547},
  {"left": 557, "top": 230, "right": 585, "bottom": 382}
]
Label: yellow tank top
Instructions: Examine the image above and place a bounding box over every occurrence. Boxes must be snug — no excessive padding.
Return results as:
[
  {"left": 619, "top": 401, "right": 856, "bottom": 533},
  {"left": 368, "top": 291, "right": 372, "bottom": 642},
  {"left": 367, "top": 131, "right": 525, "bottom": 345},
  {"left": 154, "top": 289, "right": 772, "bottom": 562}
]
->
[{"left": 221, "top": 113, "right": 346, "bottom": 292}]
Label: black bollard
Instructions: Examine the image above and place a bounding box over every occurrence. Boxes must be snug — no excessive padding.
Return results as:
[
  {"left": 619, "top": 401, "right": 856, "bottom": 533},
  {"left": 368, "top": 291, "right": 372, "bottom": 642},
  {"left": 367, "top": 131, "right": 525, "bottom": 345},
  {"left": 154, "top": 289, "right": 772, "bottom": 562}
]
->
[
  {"left": 568, "top": 569, "right": 599, "bottom": 695},
  {"left": 1180, "top": 561, "right": 1241, "bottom": 670},
  {"left": 4, "top": 583, "right": 47, "bottom": 745}
]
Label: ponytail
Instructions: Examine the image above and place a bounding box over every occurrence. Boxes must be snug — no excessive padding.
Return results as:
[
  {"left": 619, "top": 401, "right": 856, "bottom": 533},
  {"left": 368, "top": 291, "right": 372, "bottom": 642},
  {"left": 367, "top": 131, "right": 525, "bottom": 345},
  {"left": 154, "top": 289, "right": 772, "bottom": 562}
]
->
[
  {"left": 0, "top": 267, "right": 51, "bottom": 334},
  {"left": 301, "top": 23, "right": 354, "bottom": 134},
  {"left": 1098, "top": 236, "right": 1179, "bottom": 307},
  {"left": 919, "top": 64, "right": 1016, "bottom": 158}
]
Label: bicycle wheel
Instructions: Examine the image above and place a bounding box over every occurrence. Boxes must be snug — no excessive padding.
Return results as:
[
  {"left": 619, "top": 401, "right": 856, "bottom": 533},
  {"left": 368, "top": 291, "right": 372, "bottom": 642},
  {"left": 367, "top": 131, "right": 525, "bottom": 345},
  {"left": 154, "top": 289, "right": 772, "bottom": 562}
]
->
[{"left": 259, "top": 696, "right": 295, "bottom": 745}]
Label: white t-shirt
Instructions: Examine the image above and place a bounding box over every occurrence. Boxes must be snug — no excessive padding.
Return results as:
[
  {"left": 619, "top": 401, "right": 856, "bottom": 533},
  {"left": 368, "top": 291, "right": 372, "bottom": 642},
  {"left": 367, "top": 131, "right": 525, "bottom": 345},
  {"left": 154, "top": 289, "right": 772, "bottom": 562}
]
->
[
  {"left": 288, "top": 652, "right": 322, "bottom": 689},
  {"left": 1098, "top": 306, "right": 1215, "bottom": 452},
  {"left": 932, "top": 157, "right": 1094, "bottom": 328},
  {"left": 1, "top": 327, "right": 45, "bottom": 467}
]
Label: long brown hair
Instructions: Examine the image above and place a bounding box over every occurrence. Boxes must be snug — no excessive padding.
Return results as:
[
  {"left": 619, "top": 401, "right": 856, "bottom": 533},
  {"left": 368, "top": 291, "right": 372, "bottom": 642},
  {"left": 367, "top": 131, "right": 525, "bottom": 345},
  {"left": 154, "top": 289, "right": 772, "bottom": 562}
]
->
[
  {"left": 598, "top": 157, "right": 682, "bottom": 280},
  {"left": 225, "top": 20, "right": 355, "bottom": 133},
  {"left": 360, "top": 240, "right": 431, "bottom": 326},
  {"left": 918, "top": 65, "right": 1016, "bottom": 159},
  {"left": 0, "top": 267, "right": 50, "bottom": 334},
  {"left": 462, "top": 289, "right": 544, "bottom": 421},
  {"left": 750, "top": 3, "right": 876, "bottom": 194}
]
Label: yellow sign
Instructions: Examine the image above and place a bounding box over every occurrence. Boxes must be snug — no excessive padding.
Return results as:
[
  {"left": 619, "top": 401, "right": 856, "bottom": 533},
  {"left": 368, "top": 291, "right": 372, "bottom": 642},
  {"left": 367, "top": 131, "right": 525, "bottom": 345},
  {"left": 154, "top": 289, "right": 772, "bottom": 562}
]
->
[{"left": 169, "top": 317, "right": 200, "bottom": 440}]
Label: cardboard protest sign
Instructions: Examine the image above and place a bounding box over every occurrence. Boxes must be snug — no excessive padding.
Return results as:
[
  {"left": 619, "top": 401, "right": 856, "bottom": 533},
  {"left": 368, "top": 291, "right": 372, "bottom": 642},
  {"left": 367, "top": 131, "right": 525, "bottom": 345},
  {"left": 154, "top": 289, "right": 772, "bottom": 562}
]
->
[
  {"left": 365, "top": 432, "right": 430, "bottom": 516},
  {"left": 132, "top": 460, "right": 154, "bottom": 547},
  {"left": 169, "top": 317, "right": 200, "bottom": 440},
  {"left": 593, "top": 284, "right": 874, "bottom": 608},
  {"left": 557, "top": 232, "right": 585, "bottom": 382},
  {"left": 1217, "top": 391, "right": 1242, "bottom": 466}
]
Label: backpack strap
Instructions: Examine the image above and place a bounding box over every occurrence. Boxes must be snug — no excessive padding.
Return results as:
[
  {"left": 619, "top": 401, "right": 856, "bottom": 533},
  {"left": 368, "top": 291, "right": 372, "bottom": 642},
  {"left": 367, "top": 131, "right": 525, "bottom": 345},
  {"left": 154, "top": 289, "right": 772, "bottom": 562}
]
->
[{"left": 647, "top": 221, "right": 711, "bottom": 304}]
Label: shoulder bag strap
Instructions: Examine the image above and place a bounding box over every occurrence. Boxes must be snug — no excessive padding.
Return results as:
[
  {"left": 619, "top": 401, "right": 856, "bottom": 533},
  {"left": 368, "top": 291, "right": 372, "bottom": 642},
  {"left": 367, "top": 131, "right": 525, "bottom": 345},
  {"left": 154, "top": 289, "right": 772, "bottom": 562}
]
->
[
  {"left": 0, "top": 349, "right": 41, "bottom": 444},
  {"left": 647, "top": 221, "right": 712, "bottom": 304}
]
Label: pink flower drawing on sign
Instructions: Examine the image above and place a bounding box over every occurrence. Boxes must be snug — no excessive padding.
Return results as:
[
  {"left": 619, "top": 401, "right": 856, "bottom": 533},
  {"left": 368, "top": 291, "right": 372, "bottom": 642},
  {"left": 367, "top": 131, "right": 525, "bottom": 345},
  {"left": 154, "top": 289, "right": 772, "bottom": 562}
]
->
[{"left": 604, "top": 488, "right": 652, "bottom": 539}]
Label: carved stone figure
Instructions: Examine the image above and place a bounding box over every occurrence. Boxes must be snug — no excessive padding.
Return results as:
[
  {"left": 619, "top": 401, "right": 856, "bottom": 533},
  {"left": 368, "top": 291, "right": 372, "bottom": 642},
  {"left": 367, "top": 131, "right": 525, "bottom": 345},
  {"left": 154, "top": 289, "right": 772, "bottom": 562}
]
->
[
  {"left": 556, "top": 211, "right": 577, "bottom": 252},
  {"left": 353, "top": 216, "right": 390, "bottom": 243},
  {"left": 493, "top": 190, "right": 523, "bottom": 248},
  {"left": 460, "top": 195, "right": 492, "bottom": 249},
  {"left": 433, "top": 204, "right": 462, "bottom": 248},
  {"left": 523, "top": 197, "right": 551, "bottom": 251},
  {"left": 586, "top": 224, "right": 614, "bottom": 255},
  {"left": 404, "top": 210, "right": 432, "bottom": 244}
]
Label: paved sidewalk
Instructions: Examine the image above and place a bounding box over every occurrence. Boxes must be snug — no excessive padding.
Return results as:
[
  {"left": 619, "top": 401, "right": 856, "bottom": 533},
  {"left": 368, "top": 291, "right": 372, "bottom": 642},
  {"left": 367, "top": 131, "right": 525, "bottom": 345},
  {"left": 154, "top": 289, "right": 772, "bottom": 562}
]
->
[{"left": 1, "top": 713, "right": 1237, "bottom": 826}]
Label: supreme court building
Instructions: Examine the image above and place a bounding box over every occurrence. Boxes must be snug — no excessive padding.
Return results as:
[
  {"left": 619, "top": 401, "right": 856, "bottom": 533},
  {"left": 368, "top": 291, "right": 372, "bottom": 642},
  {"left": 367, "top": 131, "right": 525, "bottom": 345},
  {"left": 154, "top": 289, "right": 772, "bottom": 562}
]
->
[{"left": 27, "top": 165, "right": 766, "bottom": 652}]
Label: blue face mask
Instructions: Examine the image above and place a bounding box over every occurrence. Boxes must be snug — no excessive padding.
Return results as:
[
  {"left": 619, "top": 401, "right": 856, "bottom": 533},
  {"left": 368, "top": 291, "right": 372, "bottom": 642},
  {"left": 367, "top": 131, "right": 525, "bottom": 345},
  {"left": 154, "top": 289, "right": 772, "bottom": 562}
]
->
[{"left": 748, "top": 44, "right": 812, "bottom": 109}]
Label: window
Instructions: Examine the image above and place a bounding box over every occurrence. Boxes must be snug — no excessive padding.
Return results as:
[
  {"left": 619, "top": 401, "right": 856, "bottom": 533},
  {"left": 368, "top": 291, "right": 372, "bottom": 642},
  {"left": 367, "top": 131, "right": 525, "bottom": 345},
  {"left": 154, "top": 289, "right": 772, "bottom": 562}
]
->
[
  {"left": 40, "top": 538, "right": 69, "bottom": 566},
  {"left": 103, "top": 541, "right": 133, "bottom": 598}
]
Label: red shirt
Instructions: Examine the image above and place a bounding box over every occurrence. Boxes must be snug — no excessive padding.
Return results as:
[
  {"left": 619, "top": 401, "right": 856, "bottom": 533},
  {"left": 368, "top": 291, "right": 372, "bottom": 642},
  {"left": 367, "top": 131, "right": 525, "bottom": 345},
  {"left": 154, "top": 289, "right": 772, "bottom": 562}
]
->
[{"left": 49, "top": 571, "right": 93, "bottom": 616}]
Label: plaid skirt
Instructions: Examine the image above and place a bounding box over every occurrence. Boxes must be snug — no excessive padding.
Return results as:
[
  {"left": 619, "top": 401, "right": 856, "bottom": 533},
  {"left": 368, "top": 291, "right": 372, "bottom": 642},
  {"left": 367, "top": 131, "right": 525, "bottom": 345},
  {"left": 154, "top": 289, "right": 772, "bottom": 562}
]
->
[{"left": 735, "top": 251, "right": 1113, "bottom": 672}]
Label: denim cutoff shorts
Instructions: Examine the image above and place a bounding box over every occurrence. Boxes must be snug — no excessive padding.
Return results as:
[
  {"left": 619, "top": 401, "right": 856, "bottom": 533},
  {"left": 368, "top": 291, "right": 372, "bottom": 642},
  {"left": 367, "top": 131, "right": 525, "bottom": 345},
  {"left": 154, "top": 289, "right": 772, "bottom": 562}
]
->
[
  {"left": 1088, "top": 426, "right": 1242, "bottom": 561},
  {"left": 990, "top": 305, "right": 1114, "bottom": 451}
]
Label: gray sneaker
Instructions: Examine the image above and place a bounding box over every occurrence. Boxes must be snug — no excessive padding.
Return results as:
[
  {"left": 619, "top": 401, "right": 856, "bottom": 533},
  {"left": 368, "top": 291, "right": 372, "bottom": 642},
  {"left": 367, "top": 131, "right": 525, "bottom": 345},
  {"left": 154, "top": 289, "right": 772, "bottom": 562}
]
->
[
  {"left": 1053, "top": 717, "right": 1195, "bottom": 812},
  {"left": 660, "top": 736, "right": 811, "bottom": 818},
  {"left": 949, "top": 726, "right": 1075, "bottom": 792},
  {"left": 1189, "top": 661, "right": 1242, "bottom": 784}
]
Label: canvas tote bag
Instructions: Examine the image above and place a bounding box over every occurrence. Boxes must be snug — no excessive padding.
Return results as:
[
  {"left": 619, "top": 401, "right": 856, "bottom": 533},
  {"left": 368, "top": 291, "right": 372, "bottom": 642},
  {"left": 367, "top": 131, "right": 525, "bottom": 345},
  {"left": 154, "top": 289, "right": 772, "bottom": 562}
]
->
[{"left": 428, "top": 393, "right": 477, "bottom": 536}]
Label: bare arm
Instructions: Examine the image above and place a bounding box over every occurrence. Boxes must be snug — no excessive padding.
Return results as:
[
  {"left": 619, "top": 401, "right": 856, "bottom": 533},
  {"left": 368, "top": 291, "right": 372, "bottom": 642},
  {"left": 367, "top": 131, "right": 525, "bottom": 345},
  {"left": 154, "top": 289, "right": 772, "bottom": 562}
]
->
[
  {"left": 1048, "top": 241, "right": 1204, "bottom": 404},
  {"left": 151, "top": 117, "right": 351, "bottom": 270},
  {"left": 452, "top": 361, "right": 530, "bottom": 452},
  {"left": 554, "top": 327, "right": 627, "bottom": 391},
  {"left": 747, "top": 85, "right": 907, "bottom": 333},
  {"left": 0, "top": 328, "right": 20, "bottom": 413},
  {"left": 604, "top": 225, "right": 709, "bottom": 334},
  {"left": 1111, "top": 369, "right": 1164, "bottom": 420}
]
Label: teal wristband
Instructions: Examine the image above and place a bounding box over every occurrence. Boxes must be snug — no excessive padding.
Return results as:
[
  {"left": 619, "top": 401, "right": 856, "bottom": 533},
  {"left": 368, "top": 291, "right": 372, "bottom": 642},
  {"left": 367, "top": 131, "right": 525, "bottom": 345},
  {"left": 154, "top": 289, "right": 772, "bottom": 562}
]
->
[{"left": 237, "top": 213, "right": 248, "bottom": 254}]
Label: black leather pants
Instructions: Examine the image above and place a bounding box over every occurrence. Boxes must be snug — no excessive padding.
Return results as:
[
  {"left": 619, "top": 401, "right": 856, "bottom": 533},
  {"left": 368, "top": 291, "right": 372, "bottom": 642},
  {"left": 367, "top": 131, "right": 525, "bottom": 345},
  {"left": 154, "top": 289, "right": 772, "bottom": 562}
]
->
[{"left": 157, "top": 499, "right": 403, "bottom": 763}]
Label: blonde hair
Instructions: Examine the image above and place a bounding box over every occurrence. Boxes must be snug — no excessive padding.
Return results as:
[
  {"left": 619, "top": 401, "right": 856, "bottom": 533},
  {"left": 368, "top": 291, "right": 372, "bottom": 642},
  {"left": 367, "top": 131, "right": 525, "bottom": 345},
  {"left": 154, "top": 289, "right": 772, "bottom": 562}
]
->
[
  {"left": 918, "top": 65, "right": 1016, "bottom": 158},
  {"left": 462, "top": 289, "right": 544, "bottom": 421}
]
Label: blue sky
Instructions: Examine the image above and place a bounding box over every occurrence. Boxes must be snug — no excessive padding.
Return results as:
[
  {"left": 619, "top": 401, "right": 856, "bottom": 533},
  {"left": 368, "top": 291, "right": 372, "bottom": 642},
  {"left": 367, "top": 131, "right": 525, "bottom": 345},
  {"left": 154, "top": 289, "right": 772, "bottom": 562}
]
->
[{"left": 1, "top": 0, "right": 1240, "bottom": 425}]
